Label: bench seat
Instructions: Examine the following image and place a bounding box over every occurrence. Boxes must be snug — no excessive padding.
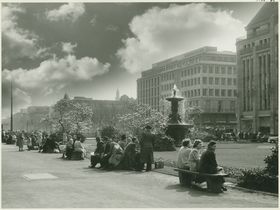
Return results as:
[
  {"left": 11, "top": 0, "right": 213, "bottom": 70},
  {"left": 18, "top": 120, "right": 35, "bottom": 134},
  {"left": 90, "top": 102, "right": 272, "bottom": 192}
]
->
[{"left": 174, "top": 168, "right": 229, "bottom": 193}]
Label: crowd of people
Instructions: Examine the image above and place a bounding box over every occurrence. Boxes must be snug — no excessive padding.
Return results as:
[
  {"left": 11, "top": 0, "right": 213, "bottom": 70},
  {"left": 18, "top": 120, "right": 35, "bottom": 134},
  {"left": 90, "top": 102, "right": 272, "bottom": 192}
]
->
[
  {"left": 177, "top": 139, "right": 227, "bottom": 192},
  {"left": 89, "top": 125, "right": 155, "bottom": 171}
]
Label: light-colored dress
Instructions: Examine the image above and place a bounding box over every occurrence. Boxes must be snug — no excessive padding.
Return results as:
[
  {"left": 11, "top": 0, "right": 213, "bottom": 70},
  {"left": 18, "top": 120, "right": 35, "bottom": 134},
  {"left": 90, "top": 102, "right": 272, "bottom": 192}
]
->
[
  {"left": 188, "top": 148, "right": 200, "bottom": 171},
  {"left": 73, "top": 140, "right": 86, "bottom": 158}
]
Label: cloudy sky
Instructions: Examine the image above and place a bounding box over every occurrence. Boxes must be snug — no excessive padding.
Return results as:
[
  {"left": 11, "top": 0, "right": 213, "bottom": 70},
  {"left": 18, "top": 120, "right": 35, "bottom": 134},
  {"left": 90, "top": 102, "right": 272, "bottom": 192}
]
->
[{"left": 2, "top": 2, "right": 265, "bottom": 119}]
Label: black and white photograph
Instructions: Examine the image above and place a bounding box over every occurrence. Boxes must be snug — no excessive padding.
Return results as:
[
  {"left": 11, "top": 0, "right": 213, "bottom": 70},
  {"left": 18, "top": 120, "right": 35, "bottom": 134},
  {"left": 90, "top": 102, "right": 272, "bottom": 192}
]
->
[{"left": 1, "top": 1, "right": 279, "bottom": 208}]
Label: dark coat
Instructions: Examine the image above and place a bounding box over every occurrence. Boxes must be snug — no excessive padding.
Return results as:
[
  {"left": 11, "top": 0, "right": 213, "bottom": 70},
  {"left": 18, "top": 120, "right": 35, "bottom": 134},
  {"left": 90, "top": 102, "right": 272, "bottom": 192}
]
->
[
  {"left": 95, "top": 141, "right": 105, "bottom": 155},
  {"left": 198, "top": 150, "right": 218, "bottom": 174},
  {"left": 139, "top": 132, "right": 155, "bottom": 163}
]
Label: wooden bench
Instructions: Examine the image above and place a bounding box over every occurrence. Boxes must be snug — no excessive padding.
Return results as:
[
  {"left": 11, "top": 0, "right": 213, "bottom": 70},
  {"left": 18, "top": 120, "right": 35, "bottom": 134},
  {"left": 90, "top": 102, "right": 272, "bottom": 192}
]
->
[{"left": 174, "top": 168, "right": 229, "bottom": 193}]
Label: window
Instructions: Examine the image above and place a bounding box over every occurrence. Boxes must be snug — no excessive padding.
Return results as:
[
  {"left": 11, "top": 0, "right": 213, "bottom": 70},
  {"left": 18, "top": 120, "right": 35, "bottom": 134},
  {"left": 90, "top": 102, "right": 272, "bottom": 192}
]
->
[
  {"left": 197, "top": 66, "right": 201, "bottom": 74},
  {"left": 203, "top": 65, "right": 207, "bottom": 73},
  {"left": 203, "top": 77, "right": 207, "bottom": 84},
  {"left": 198, "top": 89, "right": 200, "bottom": 96},
  {"left": 215, "top": 89, "right": 220, "bottom": 96},
  {"left": 230, "top": 101, "right": 235, "bottom": 111},
  {"left": 191, "top": 90, "right": 194, "bottom": 97},
  {"left": 221, "top": 78, "right": 226, "bottom": 85},
  {"left": 228, "top": 89, "right": 232, "bottom": 97},
  {"left": 233, "top": 78, "right": 237, "bottom": 85},
  {"left": 197, "top": 77, "right": 200, "bottom": 84},
  {"left": 203, "top": 89, "right": 207, "bottom": 96},
  {"left": 233, "top": 67, "right": 236, "bottom": 74},
  {"left": 191, "top": 79, "right": 193, "bottom": 86},
  {"left": 194, "top": 89, "right": 197, "bottom": 96},
  {"left": 209, "top": 77, "right": 213, "bottom": 85},
  {"left": 234, "top": 90, "right": 237, "bottom": 96},
  {"left": 228, "top": 78, "right": 232, "bottom": 85},
  {"left": 221, "top": 67, "right": 226, "bottom": 74},
  {"left": 227, "top": 67, "right": 232, "bottom": 74},
  {"left": 221, "top": 89, "right": 226, "bottom": 96},
  {"left": 214, "top": 67, "right": 219, "bottom": 75},
  {"left": 209, "top": 66, "right": 213, "bottom": 73},
  {"left": 215, "top": 77, "right": 219, "bottom": 85},
  {"left": 209, "top": 89, "right": 214, "bottom": 96},
  {"left": 194, "top": 78, "right": 197, "bottom": 85}
]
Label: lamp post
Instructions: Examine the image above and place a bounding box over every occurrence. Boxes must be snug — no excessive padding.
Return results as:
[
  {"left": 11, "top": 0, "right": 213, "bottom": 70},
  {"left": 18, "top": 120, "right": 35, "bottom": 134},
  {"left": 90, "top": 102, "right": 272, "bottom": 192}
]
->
[{"left": 10, "top": 78, "right": 13, "bottom": 132}]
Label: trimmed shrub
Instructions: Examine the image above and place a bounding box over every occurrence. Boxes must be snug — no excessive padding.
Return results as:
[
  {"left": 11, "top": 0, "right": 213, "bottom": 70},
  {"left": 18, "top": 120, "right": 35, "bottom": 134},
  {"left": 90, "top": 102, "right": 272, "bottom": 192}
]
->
[
  {"left": 264, "top": 146, "right": 278, "bottom": 176},
  {"left": 237, "top": 168, "right": 278, "bottom": 193},
  {"left": 153, "top": 134, "right": 176, "bottom": 151}
]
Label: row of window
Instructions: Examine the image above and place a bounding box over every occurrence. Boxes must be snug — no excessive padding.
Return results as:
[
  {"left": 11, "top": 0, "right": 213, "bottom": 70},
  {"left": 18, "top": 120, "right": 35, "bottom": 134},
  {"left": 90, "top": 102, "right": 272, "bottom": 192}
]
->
[
  {"left": 181, "top": 77, "right": 237, "bottom": 87},
  {"left": 180, "top": 89, "right": 237, "bottom": 98},
  {"left": 180, "top": 65, "right": 237, "bottom": 77},
  {"left": 243, "top": 38, "right": 270, "bottom": 49}
]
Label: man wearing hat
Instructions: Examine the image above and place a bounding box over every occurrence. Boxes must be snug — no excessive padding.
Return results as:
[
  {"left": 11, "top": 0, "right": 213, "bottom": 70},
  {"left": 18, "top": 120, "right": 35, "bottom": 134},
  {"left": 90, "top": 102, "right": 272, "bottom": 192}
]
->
[{"left": 139, "top": 125, "right": 155, "bottom": 171}]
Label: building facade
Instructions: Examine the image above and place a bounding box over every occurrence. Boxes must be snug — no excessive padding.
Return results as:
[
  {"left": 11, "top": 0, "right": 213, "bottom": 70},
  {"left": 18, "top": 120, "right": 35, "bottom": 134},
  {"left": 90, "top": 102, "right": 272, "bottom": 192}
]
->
[
  {"left": 236, "top": 3, "right": 278, "bottom": 135},
  {"left": 137, "top": 46, "right": 237, "bottom": 127}
]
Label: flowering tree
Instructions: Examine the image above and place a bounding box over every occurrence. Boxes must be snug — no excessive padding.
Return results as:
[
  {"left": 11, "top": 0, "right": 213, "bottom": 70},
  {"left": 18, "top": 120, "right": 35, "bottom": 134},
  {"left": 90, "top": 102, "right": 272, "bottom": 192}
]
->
[
  {"left": 117, "top": 103, "right": 167, "bottom": 138},
  {"left": 51, "top": 98, "right": 93, "bottom": 135}
]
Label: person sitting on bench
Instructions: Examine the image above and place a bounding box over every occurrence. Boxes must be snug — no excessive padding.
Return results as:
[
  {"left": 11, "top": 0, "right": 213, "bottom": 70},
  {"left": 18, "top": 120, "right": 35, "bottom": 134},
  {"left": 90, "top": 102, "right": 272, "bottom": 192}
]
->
[
  {"left": 188, "top": 139, "right": 203, "bottom": 172},
  {"left": 198, "top": 141, "right": 227, "bottom": 191},
  {"left": 177, "top": 139, "right": 192, "bottom": 170}
]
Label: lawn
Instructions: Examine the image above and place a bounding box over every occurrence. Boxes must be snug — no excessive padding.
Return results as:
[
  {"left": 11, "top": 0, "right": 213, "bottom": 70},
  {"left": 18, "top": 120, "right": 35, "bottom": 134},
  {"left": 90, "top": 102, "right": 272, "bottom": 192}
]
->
[
  {"left": 84, "top": 139, "right": 274, "bottom": 170},
  {"left": 154, "top": 143, "right": 274, "bottom": 169}
]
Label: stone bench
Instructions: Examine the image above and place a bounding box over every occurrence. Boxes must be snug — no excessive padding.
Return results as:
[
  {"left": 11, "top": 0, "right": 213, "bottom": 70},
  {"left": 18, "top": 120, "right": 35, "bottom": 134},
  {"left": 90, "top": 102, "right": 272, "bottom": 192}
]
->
[{"left": 174, "top": 168, "right": 229, "bottom": 193}]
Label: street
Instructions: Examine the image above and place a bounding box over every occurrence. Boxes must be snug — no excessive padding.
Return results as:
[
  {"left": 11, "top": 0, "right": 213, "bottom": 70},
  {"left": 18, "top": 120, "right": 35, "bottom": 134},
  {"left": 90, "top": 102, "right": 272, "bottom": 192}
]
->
[{"left": 2, "top": 144, "right": 278, "bottom": 208}]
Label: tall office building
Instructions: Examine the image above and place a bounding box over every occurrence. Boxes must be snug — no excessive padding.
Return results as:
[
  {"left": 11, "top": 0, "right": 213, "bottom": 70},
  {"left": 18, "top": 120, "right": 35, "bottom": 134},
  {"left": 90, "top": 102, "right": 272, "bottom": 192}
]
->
[
  {"left": 137, "top": 46, "right": 237, "bottom": 127},
  {"left": 236, "top": 3, "right": 278, "bottom": 135}
]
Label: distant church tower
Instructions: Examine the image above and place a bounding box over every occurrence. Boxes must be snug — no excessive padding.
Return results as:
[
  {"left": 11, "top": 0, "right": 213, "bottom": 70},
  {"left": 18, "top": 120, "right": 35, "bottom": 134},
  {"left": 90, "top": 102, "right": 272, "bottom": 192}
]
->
[
  {"left": 115, "top": 89, "right": 120, "bottom": 100},
  {"left": 63, "top": 93, "right": 70, "bottom": 100}
]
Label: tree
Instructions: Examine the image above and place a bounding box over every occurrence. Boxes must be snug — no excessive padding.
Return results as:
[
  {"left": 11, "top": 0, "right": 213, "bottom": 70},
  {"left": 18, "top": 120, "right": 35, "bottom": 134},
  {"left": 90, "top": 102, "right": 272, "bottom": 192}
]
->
[
  {"left": 51, "top": 98, "right": 93, "bottom": 135},
  {"left": 117, "top": 103, "right": 167, "bottom": 138}
]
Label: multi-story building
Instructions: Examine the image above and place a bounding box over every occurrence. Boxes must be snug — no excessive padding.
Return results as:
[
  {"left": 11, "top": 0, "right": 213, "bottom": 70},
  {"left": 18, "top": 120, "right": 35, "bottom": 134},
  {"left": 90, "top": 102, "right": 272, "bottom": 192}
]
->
[
  {"left": 236, "top": 3, "right": 278, "bottom": 135},
  {"left": 137, "top": 46, "right": 237, "bottom": 127}
]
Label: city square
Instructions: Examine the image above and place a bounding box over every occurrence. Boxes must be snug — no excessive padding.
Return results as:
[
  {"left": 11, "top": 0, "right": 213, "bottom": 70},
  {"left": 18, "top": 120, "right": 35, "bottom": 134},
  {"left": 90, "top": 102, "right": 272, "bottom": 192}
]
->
[{"left": 1, "top": 2, "right": 279, "bottom": 208}]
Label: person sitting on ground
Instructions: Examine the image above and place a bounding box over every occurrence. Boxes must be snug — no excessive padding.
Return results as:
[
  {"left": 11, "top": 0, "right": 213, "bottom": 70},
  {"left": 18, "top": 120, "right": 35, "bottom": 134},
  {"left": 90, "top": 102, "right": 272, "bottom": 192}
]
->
[
  {"left": 118, "top": 134, "right": 127, "bottom": 150},
  {"left": 65, "top": 137, "right": 74, "bottom": 159},
  {"left": 108, "top": 141, "right": 124, "bottom": 169},
  {"left": 177, "top": 138, "right": 192, "bottom": 170},
  {"left": 100, "top": 137, "right": 114, "bottom": 169},
  {"left": 198, "top": 141, "right": 227, "bottom": 191},
  {"left": 188, "top": 139, "right": 203, "bottom": 172},
  {"left": 73, "top": 139, "right": 86, "bottom": 160},
  {"left": 122, "top": 137, "right": 139, "bottom": 170},
  {"left": 89, "top": 137, "right": 105, "bottom": 168}
]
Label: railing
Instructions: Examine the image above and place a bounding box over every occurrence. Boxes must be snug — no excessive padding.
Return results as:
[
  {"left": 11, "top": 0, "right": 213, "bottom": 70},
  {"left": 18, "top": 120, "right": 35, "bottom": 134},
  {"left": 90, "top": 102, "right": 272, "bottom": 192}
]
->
[
  {"left": 240, "top": 48, "right": 253, "bottom": 55},
  {"left": 256, "top": 43, "right": 270, "bottom": 51}
]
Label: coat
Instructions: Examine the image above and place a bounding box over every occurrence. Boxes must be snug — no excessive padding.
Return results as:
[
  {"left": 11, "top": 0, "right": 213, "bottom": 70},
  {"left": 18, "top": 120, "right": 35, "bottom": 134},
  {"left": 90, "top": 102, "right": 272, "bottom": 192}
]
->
[
  {"left": 139, "top": 132, "right": 155, "bottom": 163},
  {"left": 199, "top": 150, "right": 218, "bottom": 174}
]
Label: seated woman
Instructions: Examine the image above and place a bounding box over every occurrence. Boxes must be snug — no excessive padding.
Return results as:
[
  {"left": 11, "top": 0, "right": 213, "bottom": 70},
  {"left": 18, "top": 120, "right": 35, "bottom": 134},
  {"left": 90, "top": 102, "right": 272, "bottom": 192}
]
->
[
  {"left": 177, "top": 139, "right": 192, "bottom": 169},
  {"left": 42, "top": 134, "right": 56, "bottom": 153},
  {"left": 108, "top": 142, "right": 124, "bottom": 169},
  {"left": 122, "top": 137, "right": 139, "bottom": 170},
  {"left": 73, "top": 139, "right": 86, "bottom": 160},
  {"left": 89, "top": 137, "right": 105, "bottom": 168},
  {"left": 188, "top": 139, "right": 203, "bottom": 172},
  {"left": 199, "top": 141, "right": 227, "bottom": 191}
]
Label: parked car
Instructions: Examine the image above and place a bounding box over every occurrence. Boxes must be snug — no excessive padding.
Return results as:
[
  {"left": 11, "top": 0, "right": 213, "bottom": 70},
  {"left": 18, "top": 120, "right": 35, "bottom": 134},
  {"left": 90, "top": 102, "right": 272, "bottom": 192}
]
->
[{"left": 267, "top": 136, "right": 278, "bottom": 144}]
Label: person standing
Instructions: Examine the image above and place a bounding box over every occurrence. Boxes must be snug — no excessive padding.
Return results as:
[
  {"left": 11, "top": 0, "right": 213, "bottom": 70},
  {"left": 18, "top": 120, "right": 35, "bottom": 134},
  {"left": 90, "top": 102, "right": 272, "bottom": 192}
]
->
[
  {"left": 17, "top": 132, "right": 24, "bottom": 151},
  {"left": 139, "top": 125, "right": 155, "bottom": 172}
]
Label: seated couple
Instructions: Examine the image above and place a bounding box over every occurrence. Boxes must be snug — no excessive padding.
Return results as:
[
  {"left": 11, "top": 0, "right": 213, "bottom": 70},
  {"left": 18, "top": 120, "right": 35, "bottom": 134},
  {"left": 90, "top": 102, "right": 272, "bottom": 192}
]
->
[
  {"left": 177, "top": 139, "right": 227, "bottom": 191},
  {"left": 63, "top": 137, "right": 86, "bottom": 160}
]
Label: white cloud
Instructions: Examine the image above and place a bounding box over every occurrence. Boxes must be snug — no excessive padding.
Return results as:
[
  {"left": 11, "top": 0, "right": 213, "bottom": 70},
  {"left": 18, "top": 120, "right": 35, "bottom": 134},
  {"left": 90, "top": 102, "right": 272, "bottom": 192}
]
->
[
  {"left": 117, "top": 3, "right": 246, "bottom": 73},
  {"left": 62, "top": 42, "right": 77, "bottom": 54},
  {"left": 2, "top": 55, "right": 110, "bottom": 94},
  {"left": 46, "top": 3, "right": 85, "bottom": 22},
  {"left": 2, "top": 4, "right": 46, "bottom": 64}
]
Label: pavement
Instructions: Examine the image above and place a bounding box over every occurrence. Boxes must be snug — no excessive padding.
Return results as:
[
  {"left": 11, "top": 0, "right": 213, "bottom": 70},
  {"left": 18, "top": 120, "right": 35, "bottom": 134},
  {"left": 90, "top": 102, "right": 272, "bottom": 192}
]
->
[{"left": 2, "top": 144, "right": 278, "bottom": 208}]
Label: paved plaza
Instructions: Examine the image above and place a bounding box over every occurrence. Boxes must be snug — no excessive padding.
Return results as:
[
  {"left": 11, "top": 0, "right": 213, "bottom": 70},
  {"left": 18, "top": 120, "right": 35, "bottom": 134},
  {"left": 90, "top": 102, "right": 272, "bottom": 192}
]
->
[{"left": 2, "top": 144, "right": 278, "bottom": 208}]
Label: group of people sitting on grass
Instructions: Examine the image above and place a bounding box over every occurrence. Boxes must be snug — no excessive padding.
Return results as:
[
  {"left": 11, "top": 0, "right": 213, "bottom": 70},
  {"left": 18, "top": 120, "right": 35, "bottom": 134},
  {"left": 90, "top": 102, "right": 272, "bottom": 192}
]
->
[{"left": 177, "top": 139, "right": 227, "bottom": 191}]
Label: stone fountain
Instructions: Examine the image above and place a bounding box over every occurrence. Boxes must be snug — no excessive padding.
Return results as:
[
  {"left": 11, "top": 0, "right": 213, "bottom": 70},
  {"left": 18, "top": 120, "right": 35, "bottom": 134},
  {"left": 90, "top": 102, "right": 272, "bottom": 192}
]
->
[{"left": 165, "top": 85, "right": 192, "bottom": 145}]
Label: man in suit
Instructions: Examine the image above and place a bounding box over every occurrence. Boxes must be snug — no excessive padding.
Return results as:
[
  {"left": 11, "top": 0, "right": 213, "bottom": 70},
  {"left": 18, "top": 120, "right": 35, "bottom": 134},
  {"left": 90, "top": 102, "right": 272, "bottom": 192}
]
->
[
  {"left": 139, "top": 125, "right": 155, "bottom": 172},
  {"left": 199, "top": 141, "right": 227, "bottom": 191}
]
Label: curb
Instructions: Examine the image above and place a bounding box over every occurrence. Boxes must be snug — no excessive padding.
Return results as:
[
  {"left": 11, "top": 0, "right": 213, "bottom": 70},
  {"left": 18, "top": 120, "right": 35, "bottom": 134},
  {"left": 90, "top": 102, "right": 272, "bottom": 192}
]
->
[{"left": 153, "top": 167, "right": 278, "bottom": 197}]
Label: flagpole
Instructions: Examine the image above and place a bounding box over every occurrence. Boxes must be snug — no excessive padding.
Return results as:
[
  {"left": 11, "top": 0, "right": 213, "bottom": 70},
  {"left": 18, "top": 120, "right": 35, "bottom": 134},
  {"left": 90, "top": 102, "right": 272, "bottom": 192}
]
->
[{"left": 10, "top": 78, "right": 13, "bottom": 132}]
